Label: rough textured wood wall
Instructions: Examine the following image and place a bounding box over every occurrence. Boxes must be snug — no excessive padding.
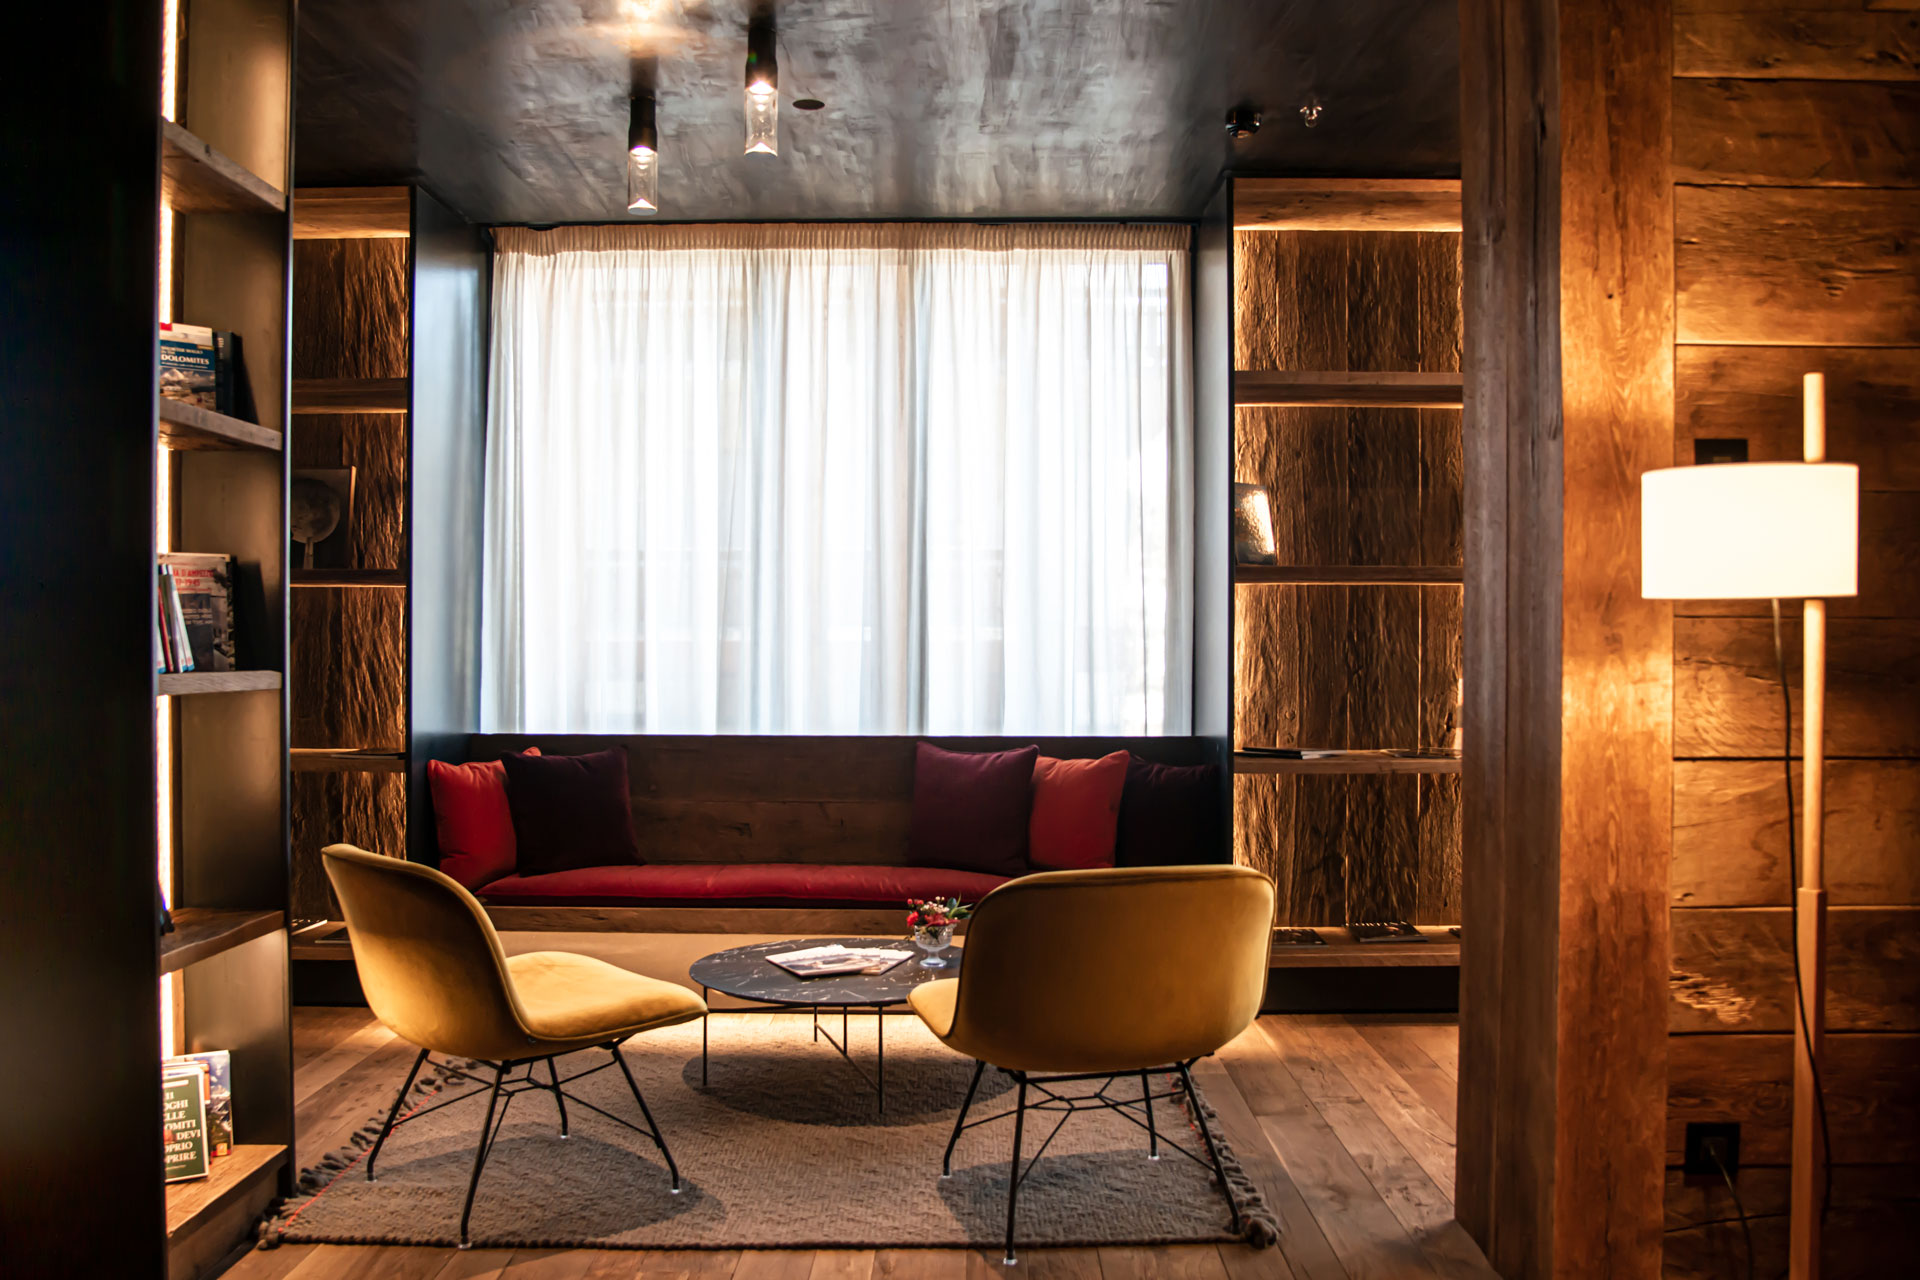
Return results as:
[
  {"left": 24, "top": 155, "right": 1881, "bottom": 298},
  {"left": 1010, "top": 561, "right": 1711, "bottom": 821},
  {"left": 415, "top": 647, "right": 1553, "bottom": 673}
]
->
[
  {"left": 1230, "top": 229, "right": 1463, "bottom": 925},
  {"left": 289, "top": 239, "right": 409, "bottom": 918},
  {"left": 1665, "top": 2, "right": 1920, "bottom": 1274}
]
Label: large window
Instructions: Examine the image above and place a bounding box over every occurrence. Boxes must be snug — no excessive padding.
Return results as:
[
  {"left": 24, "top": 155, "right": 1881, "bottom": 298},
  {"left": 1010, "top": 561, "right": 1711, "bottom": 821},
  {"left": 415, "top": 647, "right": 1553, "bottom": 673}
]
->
[{"left": 481, "top": 223, "right": 1193, "bottom": 736}]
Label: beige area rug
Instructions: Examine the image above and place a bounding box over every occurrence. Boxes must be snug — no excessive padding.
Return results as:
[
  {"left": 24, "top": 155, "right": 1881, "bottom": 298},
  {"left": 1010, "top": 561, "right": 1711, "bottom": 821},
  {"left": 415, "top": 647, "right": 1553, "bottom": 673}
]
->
[{"left": 264, "top": 1013, "right": 1278, "bottom": 1251}]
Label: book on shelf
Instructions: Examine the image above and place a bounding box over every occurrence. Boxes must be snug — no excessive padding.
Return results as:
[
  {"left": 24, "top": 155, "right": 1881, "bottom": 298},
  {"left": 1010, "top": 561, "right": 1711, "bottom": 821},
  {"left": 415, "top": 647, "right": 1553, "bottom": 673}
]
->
[
  {"left": 158, "top": 565, "right": 194, "bottom": 674},
  {"left": 160, "top": 1066, "right": 210, "bottom": 1183},
  {"left": 765, "top": 944, "right": 913, "bottom": 978},
  {"left": 1347, "top": 920, "right": 1427, "bottom": 944},
  {"left": 1272, "top": 927, "right": 1327, "bottom": 947},
  {"left": 158, "top": 553, "right": 235, "bottom": 672},
  {"left": 158, "top": 322, "right": 250, "bottom": 420},
  {"left": 165, "top": 1050, "right": 233, "bottom": 1157}
]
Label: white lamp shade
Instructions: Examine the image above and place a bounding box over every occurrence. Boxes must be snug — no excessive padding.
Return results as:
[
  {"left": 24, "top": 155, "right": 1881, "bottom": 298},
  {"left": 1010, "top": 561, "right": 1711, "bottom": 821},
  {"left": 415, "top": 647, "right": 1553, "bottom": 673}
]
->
[{"left": 1641, "top": 462, "right": 1858, "bottom": 599}]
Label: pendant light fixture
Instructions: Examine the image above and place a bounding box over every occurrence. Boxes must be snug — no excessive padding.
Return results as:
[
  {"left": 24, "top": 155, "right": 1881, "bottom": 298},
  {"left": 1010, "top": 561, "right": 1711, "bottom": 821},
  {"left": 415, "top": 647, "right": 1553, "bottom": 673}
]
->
[
  {"left": 627, "top": 93, "right": 659, "bottom": 213},
  {"left": 743, "top": 18, "right": 778, "bottom": 155}
]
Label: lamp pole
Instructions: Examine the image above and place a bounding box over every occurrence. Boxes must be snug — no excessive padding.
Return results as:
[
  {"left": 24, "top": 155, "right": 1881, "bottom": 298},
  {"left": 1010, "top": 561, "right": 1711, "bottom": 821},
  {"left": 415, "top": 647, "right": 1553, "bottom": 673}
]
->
[{"left": 1791, "top": 372, "right": 1828, "bottom": 1280}]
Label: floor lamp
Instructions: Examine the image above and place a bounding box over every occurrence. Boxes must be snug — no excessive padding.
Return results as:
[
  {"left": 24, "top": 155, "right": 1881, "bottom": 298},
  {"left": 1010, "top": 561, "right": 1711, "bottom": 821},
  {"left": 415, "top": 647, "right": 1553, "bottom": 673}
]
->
[{"left": 1641, "top": 374, "right": 1858, "bottom": 1280}]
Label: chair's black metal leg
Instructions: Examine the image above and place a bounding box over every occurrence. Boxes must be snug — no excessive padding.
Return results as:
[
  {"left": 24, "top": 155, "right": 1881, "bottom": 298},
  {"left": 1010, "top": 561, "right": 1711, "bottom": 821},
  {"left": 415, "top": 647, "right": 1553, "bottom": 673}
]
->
[
  {"left": 1004, "top": 1075, "right": 1028, "bottom": 1265},
  {"left": 701, "top": 986, "right": 709, "bottom": 1086},
  {"left": 1178, "top": 1061, "right": 1240, "bottom": 1234},
  {"left": 943, "top": 1058, "right": 987, "bottom": 1176},
  {"left": 457, "top": 1063, "right": 507, "bottom": 1249},
  {"left": 1141, "top": 1071, "right": 1159, "bottom": 1159},
  {"left": 612, "top": 1043, "right": 681, "bottom": 1192},
  {"left": 366, "top": 1047, "right": 429, "bottom": 1182},
  {"left": 547, "top": 1056, "right": 569, "bottom": 1137}
]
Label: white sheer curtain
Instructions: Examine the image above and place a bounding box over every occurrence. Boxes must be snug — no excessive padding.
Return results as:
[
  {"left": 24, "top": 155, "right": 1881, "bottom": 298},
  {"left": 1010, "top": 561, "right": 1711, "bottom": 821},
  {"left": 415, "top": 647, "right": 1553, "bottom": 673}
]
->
[{"left": 481, "top": 223, "right": 1192, "bottom": 736}]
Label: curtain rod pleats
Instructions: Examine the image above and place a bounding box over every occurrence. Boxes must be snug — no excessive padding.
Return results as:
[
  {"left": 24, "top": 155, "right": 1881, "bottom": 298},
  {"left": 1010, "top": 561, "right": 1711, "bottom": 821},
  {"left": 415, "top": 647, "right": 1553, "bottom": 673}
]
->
[{"left": 494, "top": 222, "right": 1192, "bottom": 256}]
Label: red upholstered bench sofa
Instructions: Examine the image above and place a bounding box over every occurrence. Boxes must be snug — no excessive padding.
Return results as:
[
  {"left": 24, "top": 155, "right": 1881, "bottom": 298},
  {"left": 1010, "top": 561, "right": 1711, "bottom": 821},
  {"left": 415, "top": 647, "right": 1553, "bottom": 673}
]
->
[{"left": 442, "top": 734, "right": 1227, "bottom": 933}]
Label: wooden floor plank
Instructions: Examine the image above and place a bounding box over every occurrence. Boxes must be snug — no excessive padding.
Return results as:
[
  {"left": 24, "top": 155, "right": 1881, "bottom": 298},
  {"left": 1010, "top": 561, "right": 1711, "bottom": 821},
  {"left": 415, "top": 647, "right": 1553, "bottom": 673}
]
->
[
  {"left": 1189, "top": 1048, "right": 1348, "bottom": 1280},
  {"left": 810, "top": 1251, "right": 877, "bottom": 1280},
  {"left": 292, "top": 1006, "right": 382, "bottom": 1070},
  {"left": 875, "top": 1249, "right": 969, "bottom": 1280},
  {"left": 1220, "top": 1026, "right": 1436, "bottom": 1280},
  {"left": 1255, "top": 1023, "right": 1489, "bottom": 1280},
  {"left": 963, "top": 1247, "right": 1103, "bottom": 1280},
  {"left": 1392, "top": 1027, "right": 1457, "bottom": 1081},
  {"left": 220, "top": 1243, "right": 322, "bottom": 1279},
  {"left": 735, "top": 1252, "right": 821, "bottom": 1280},
  {"left": 286, "top": 1243, "right": 453, "bottom": 1279},
  {"left": 1098, "top": 1244, "right": 1234, "bottom": 1280},
  {"left": 1296, "top": 1021, "right": 1456, "bottom": 1195},
  {"left": 430, "top": 1249, "right": 516, "bottom": 1279},
  {"left": 296, "top": 1016, "right": 399, "bottom": 1105},
  {"left": 294, "top": 1035, "right": 430, "bottom": 1170},
  {"left": 1216, "top": 1242, "right": 1298, "bottom": 1280}
]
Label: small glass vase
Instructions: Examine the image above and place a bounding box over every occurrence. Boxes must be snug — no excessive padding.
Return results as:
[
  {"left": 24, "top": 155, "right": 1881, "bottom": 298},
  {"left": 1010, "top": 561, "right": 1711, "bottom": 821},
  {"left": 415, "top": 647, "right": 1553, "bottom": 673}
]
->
[{"left": 913, "top": 924, "right": 956, "bottom": 967}]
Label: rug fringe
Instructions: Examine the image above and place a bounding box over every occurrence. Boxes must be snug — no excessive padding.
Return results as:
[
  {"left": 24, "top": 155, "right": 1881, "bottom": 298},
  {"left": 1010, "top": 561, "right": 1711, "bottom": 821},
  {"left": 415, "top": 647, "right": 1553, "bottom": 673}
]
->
[{"left": 1174, "top": 1068, "right": 1281, "bottom": 1248}]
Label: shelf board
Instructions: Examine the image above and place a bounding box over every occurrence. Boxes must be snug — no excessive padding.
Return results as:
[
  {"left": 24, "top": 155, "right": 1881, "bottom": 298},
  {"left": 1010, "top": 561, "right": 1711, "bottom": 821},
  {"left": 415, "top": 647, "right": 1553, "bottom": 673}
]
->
[
  {"left": 291, "top": 748, "right": 408, "bottom": 773},
  {"left": 1235, "top": 565, "right": 1464, "bottom": 587},
  {"left": 290, "top": 377, "right": 409, "bottom": 414},
  {"left": 290, "top": 569, "right": 407, "bottom": 589},
  {"left": 157, "top": 670, "right": 282, "bottom": 696},
  {"left": 157, "top": 398, "right": 282, "bottom": 452},
  {"left": 160, "top": 120, "right": 285, "bottom": 216},
  {"left": 1269, "top": 926, "right": 1461, "bottom": 968},
  {"left": 1236, "top": 751, "right": 1462, "bottom": 776},
  {"left": 292, "top": 186, "right": 411, "bottom": 239},
  {"left": 1233, "top": 178, "right": 1462, "bottom": 232},
  {"left": 1234, "top": 370, "right": 1464, "bottom": 408},
  {"left": 165, "top": 1143, "right": 286, "bottom": 1243},
  {"left": 160, "top": 908, "right": 284, "bottom": 974}
]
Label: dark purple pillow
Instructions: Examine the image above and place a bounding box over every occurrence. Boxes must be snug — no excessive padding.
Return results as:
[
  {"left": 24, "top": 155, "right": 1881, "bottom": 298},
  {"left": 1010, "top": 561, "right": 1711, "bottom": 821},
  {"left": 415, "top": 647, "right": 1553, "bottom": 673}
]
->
[
  {"left": 907, "top": 742, "right": 1040, "bottom": 877},
  {"left": 501, "top": 747, "right": 643, "bottom": 876},
  {"left": 1115, "top": 760, "right": 1225, "bottom": 867}
]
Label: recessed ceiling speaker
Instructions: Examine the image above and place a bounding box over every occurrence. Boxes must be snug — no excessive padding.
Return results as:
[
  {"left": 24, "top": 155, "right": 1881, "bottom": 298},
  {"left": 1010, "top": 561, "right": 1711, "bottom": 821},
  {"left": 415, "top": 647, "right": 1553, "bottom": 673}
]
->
[{"left": 1225, "top": 106, "right": 1261, "bottom": 140}]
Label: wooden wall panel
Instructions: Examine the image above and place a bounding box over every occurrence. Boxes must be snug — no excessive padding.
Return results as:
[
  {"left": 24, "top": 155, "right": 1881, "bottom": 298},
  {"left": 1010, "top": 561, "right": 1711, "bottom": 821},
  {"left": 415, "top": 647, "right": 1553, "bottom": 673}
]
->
[
  {"left": 1676, "top": 186, "right": 1920, "bottom": 345},
  {"left": 1673, "top": 617, "right": 1920, "bottom": 757},
  {"left": 1675, "top": 345, "right": 1920, "bottom": 484},
  {"left": 1674, "top": 760, "right": 1920, "bottom": 906},
  {"left": 1672, "top": 78, "right": 1920, "bottom": 187},
  {"left": 290, "top": 772, "right": 406, "bottom": 918},
  {"left": 1667, "top": 1033, "right": 1920, "bottom": 1165},
  {"left": 1666, "top": 5, "right": 1920, "bottom": 1274}
]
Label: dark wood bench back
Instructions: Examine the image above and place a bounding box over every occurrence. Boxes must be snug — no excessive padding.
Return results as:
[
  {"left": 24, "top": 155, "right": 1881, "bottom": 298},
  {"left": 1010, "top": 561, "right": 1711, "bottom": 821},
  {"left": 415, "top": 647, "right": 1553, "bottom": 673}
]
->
[{"left": 464, "top": 734, "right": 1225, "bottom": 867}]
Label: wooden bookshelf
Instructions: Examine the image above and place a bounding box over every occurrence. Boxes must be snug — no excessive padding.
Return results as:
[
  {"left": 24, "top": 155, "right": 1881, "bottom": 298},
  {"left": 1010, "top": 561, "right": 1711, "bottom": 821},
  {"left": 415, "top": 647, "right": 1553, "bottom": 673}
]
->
[
  {"left": 1235, "top": 751, "right": 1462, "bottom": 776},
  {"left": 157, "top": 670, "right": 283, "bottom": 696},
  {"left": 160, "top": 908, "right": 285, "bottom": 974},
  {"left": 1268, "top": 925, "right": 1461, "bottom": 968},
  {"left": 1234, "top": 565, "right": 1464, "bottom": 587},
  {"left": 290, "top": 568, "right": 407, "bottom": 589},
  {"left": 1233, "top": 370, "right": 1464, "bottom": 408},
  {"left": 160, "top": 120, "right": 285, "bottom": 216},
  {"left": 291, "top": 376, "right": 409, "bottom": 414},
  {"left": 165, "top": 1144, "right": 288, "bottom": 1266},
  {"left": 291, "top": 748, "right": 408, "bottom": 773},
  {"left": 1233, "top": 177, "right": 1462, "bottom": 233},
  {"left": 158, "top": 399, "right": 283, "bottom": 452}
]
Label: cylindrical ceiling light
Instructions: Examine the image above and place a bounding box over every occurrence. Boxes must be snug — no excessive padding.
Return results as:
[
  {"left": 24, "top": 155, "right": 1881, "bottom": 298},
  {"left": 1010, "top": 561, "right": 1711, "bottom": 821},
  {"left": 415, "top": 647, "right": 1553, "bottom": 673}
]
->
[
  {"left": 744, "top": 19, "right": 778, "bottom": 155},
  {"left": 628, "top": 93, "right": 659, "bottom": 214}
]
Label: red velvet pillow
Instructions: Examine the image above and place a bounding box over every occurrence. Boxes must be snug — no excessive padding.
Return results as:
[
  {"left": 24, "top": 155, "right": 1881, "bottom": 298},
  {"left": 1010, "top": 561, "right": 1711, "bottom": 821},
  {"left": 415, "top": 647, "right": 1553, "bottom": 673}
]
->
[
  {"left": 907, "top": 742, "right": 1040, "bottom": 877},
  {"left": 427, "top": 747, "right": 541, "bottom": 890},
  {"left": 1115, "top": 759, "right": 1225, "bottom": 866},
  {"left": 1028, "top": 751, "right": 1130, "bottom": 870}
]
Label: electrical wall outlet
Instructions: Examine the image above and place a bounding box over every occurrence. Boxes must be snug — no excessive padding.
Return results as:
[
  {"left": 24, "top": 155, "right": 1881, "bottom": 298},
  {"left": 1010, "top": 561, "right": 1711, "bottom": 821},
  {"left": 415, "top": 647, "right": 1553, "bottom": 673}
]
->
[{"left": 1683, "top": 1121, "right": 1742, "bottom": 1181}]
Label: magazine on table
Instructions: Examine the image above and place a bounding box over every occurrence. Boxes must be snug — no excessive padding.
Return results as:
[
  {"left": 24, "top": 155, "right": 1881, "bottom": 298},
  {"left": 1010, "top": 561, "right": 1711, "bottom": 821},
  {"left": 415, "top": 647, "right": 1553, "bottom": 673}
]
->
[{"left": 766, "top": 944, "right": 913, "bottom": 978}]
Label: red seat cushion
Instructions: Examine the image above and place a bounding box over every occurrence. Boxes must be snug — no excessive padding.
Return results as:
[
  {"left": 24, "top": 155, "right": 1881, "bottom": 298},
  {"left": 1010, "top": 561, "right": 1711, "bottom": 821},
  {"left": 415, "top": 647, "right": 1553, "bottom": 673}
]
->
[{"left": 478, "top": 862, "right": 1009, "bottom": 910}]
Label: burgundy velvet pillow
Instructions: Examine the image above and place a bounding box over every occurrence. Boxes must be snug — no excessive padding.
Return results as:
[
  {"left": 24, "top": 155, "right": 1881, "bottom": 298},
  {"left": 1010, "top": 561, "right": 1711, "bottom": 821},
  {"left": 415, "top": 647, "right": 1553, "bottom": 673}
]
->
[
  {"left": 1114, "top": 760, "right": 1225, "bottom": 867},
  {"left": 501, "top": 747, "right": 643, "bottom": 876},
  {"left": 907, "top": 742, "right": 1040, "bottom": 877}
]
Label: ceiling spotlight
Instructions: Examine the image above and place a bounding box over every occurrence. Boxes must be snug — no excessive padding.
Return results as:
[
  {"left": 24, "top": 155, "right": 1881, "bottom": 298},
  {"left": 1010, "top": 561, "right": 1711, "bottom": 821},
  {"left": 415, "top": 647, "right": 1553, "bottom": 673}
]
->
[
  {"left": 1225, "top": 106, "right": 1261, "bottom": 141},
  {"left": 744, "top": 18, "right": 778, "bottom": 155},
  {"left": 1300, "top": 101, "right": 1323, "bottom": 128},
  {"left": 628, "top": 93, "right": 658, "bottom": 214}
]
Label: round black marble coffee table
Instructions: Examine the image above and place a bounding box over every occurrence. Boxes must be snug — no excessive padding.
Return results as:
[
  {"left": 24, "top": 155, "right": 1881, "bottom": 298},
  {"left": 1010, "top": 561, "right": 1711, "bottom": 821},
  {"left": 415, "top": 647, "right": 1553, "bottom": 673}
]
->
[{"left": 689, "top": 936, "right": 961, "bottom": 1112}]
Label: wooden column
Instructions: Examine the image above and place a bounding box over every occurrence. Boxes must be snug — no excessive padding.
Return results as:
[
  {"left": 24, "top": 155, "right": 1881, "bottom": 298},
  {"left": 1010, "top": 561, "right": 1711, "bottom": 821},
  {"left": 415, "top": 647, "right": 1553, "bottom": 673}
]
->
[{"left": 1458, "top": 0, "right": 1673, "bottom": 1275}]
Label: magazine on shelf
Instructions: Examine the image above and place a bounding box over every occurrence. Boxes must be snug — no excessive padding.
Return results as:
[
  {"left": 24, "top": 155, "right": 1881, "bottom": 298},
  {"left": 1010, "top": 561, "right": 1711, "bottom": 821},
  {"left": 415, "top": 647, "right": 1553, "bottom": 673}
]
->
[
  {"left": 160, "top": 553, "right": 235, "bottom": 672},
  {"left": 766, "top": 944, "right": 913, "bottom": 978},
  {"left": 157, "top": 322, "right": 240, "bottom": 416},
  {"left": 158, "top": 565, "right": 194, "bottom": 673},
  {"left": 166, "top": 1050, "right": 232, "bottom": 1156},
  {"left": 161, "top": 1066, "right": 210, "bottom": 1182},
  {"left": 1348, "top": 920, "right": 1427, "bottom": 944}
]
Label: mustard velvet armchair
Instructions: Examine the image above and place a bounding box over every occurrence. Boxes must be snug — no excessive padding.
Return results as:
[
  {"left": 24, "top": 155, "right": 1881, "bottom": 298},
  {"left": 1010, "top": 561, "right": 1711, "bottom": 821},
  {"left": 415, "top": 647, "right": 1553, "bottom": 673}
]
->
[
  {"left": 322, "top": 843, "right": 707, "bottom": 1247},
  {"left": 908, "top": 864, "right": 1275, "bottom": 1263}
]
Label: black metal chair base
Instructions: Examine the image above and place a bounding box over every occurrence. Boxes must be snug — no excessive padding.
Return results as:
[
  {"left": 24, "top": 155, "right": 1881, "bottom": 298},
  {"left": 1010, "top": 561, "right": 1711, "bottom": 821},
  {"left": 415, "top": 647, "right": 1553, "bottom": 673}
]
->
[
  {"left": 940, "top": 1057, "right": 1241, "bottom": 1264},
  {"left": 364, "top": 1039, "right": 681, "bottom": 1247}
]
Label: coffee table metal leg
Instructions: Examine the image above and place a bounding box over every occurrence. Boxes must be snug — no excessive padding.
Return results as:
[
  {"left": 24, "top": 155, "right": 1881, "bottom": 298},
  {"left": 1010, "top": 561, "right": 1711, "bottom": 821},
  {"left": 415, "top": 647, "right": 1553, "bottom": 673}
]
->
[
  {"left": 813, "top": 1007, "right": 818, "bottom": 1041},
  {"left": 877, "top": 1005, "right": 885, "bottom": 1114},
  {"left": 701, "top": 986, "right": 709, "bottom": 1086}
]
